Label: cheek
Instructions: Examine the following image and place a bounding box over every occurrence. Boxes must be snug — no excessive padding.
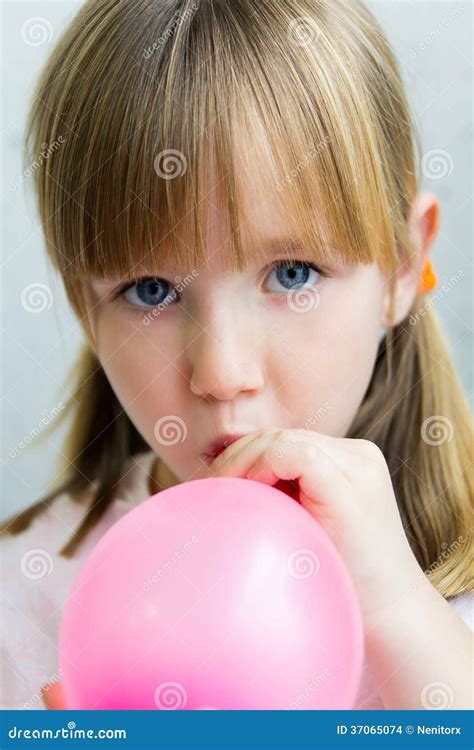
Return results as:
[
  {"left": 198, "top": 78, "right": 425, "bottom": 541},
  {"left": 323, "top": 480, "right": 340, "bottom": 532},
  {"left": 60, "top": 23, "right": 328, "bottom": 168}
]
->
[
  {"left": 100, "top": 347, "right": 153, "bottom": 423},
  {"left": 101, "top": 349, "right": 187, "bottom": 452},
  {"left": 266, "top": 286, "right": 381, "bottom": 435},
  {"left": 94, "top": 318, "right": 182, "bottom": 439},
  {"left": 314, "top": 284, "right": 382, "bottom": 432}
]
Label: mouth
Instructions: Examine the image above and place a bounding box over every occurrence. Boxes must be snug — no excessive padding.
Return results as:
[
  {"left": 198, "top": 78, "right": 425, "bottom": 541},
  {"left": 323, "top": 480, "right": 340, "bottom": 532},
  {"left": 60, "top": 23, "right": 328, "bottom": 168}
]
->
[{"left": 202, "top": 433, "right": 247, "bottom": 464}]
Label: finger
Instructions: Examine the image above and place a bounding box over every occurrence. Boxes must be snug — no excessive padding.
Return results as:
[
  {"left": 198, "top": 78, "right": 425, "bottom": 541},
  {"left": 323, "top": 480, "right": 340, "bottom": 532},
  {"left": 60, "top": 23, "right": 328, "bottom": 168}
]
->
[
  {"left": 209, "top": 429, "right": 332, "bottom": 486},
  {"left": 208, "top": 429, "right": 268, "bottom": 472},
  {"left": 41, "top": 681, "right": 68, "bottom": 710},
  {"left": 207, "top": 430, "right": 274, "bottom": 477},
  {"left": 208, "top": 429, "right": 363, "bottom": 527},
  {"left": 245, "top": 438, "right": 352, "bottom": 517},
  {"left": 210, "top": 429, "right": 362, "bottom": 480}
]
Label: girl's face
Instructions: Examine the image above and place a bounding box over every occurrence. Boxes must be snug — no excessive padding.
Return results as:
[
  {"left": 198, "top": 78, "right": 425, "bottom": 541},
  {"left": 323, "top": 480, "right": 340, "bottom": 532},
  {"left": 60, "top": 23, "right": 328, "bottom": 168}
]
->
[{"left": 84, "top": 184, "right": 388, "bottom": 484}]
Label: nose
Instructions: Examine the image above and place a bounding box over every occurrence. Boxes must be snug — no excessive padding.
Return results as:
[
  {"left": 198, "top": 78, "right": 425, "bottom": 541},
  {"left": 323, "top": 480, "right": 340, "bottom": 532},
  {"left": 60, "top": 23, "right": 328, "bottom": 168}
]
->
[{"left": 187, "top": 306, "right": 264, "bottom": 401}]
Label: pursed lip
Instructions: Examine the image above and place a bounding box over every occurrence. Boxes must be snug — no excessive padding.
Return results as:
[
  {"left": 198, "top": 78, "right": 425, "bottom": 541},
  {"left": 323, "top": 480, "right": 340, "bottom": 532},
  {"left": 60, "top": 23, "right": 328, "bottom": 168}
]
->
[{"left": 201, "top": 433, "right": 248, "bottom": 463}]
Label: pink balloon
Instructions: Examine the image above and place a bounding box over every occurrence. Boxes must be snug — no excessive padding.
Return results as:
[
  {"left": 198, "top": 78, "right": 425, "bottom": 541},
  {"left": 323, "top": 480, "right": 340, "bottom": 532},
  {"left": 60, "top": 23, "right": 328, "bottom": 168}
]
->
[{"left": 59, "top": 477, "right": 364, "bottom": 709}]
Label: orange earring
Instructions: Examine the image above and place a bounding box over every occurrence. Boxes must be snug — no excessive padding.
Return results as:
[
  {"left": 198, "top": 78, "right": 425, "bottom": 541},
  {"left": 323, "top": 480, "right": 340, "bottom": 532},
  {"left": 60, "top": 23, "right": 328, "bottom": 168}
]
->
[{"left": 418, "top": 258, "right": 437, "bottom": 295}]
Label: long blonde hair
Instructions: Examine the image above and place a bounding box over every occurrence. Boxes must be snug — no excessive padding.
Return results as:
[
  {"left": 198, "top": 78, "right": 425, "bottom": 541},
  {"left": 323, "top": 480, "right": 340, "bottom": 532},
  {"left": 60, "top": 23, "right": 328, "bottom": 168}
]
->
[{"left": 2, "top": 0, "right": 472, "bottom": 596}]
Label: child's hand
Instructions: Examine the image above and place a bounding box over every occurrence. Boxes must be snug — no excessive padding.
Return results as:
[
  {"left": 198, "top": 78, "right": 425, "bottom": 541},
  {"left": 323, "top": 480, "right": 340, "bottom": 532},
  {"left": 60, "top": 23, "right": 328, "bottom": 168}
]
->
[
  {"left": 41, "top": 680, "right": 68, "bottom": 709},
  {"left": 205, "top": 428, "right": 423, "bottom": 630}
]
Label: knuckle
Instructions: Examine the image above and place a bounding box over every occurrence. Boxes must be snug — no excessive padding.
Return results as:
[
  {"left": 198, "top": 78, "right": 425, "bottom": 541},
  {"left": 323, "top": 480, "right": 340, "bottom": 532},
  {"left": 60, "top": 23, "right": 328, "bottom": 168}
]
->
[
  {"left": 352, "top": 455, "right": 387, "bottom": 486},
  {"left": 356, "top": 439, "right": 385, "bottom": 462},
  {"left": 272, "top": 431, "right": 294, "bottom": 456},
  {"left": 361, "top": 460, "right": 383, "bottom": 481},
  {"left": 274, "top": 429, "right": 308, "bottom": 458}
]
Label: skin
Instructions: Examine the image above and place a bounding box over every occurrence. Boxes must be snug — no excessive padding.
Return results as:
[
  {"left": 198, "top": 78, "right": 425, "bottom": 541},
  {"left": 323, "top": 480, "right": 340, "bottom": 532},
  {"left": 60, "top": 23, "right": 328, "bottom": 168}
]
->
[
  {"left": 82, "top": 186, "right": 434, "bottom": 488},
  {"left": 42, "top": 190, "right": 471, "bottom": 710}
]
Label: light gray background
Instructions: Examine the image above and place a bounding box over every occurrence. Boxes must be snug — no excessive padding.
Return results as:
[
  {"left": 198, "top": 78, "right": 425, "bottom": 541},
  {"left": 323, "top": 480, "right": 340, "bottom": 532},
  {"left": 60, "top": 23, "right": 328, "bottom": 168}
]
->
[{"left": 2, "top": 0, "right": 472, "bottom": 517}]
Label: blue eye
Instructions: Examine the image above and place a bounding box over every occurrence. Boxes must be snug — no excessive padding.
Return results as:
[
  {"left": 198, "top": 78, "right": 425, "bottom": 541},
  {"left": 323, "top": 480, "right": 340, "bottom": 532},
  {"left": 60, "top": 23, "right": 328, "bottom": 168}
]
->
[
  {"left": 119, "top": 277, "right": 177, "bottom": 309},
  {"left": 113, "top": 259, "right": 326, "bottom": 316},
  {"left": 265, "top": 260, "right": 321, "bottom": 292}
]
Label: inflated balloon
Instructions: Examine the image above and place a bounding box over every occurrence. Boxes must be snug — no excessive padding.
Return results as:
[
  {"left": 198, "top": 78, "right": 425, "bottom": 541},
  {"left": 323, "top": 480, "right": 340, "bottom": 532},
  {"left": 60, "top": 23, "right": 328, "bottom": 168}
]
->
[{"left": 59, "top": 477, "right": 364, "bottom": 709}]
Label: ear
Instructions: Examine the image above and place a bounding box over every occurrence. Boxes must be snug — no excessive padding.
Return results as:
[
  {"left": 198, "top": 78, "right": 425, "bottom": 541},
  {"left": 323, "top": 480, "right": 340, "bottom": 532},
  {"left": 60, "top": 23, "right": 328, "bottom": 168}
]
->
[{"left": 382, "top": 193, "right": 441, "bottom": 327}]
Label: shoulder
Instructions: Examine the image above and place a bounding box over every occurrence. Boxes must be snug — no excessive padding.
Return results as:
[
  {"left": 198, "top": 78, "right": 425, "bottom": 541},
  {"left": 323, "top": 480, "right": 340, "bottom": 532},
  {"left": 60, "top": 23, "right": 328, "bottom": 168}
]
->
[
  {"left": 0, "top": 489, "right": 88, "bottom": 571},
  {"left": 0, "top": 450, "right": 156, "bottom": 708},
  {"left": 1, "top": 449, "right": 156, "bottom": 561},
  {"left": 0, "top": 490, "right": 88, "bottom": 709},
  {"left": 1, "top": 449, "right": 157, "bottom": 603},
  {"left": 446, "top": 591, "right": 474, "bottom": 631},
  {"left": 0, "top": 486, "right": 90, "bottom": 624}
]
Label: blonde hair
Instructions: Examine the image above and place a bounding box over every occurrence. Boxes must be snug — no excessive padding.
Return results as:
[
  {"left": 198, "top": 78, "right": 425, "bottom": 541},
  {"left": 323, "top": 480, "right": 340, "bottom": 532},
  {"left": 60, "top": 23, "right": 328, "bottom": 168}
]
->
[{"left": 2, "top": 0, "right": 472, "bottom": 596}]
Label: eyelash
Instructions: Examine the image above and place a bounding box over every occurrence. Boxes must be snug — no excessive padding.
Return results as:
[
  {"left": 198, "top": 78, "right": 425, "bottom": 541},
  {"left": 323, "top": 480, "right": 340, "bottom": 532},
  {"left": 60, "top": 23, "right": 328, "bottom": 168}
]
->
[{"left": 111, "top": 259, "right": 329, "bottom": 317}]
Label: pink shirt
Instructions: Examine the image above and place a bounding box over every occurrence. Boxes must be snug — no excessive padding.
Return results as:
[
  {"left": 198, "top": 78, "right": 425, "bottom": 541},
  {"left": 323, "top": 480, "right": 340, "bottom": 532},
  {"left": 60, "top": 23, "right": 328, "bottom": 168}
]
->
[{"left": 1, "top": 450, "right": 472, "bottom": 710}]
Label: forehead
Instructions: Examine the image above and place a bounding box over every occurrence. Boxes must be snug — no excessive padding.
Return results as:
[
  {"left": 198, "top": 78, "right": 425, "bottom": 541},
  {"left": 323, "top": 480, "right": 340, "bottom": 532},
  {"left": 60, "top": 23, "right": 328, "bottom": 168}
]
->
[
  {"left": 184, "top": 190, "right": 304, "bottom": 271},
  {"left": 85, "top": 119, "right": 340, "bottom": 286},
  {"left": 114, "top": 187, "right": 320, "bottom": 281},
  {"left": 159, "top": 166, "right": 334, "bottom": 275}
]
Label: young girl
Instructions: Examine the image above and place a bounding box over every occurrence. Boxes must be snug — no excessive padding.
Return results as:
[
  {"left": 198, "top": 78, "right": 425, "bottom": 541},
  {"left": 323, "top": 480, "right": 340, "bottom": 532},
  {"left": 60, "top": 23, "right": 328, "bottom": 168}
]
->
[{"left": 1, "top": 0, "right": 472, "bottom": 711}]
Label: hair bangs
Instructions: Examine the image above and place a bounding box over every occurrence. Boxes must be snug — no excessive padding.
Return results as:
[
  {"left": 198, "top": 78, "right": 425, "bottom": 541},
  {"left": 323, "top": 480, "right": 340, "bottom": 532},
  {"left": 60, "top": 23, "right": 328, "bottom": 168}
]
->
[{"left": 24, "top": 0, "right": 419, "bottom": 307}]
